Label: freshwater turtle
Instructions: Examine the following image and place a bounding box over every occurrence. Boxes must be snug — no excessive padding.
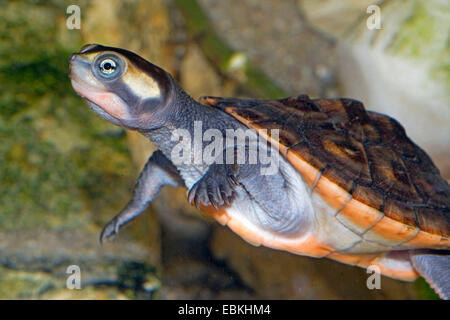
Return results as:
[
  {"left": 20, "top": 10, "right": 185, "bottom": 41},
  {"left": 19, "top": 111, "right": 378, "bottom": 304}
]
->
[{"left": 69, "top": 44, "right": 450, "bottom": 298}]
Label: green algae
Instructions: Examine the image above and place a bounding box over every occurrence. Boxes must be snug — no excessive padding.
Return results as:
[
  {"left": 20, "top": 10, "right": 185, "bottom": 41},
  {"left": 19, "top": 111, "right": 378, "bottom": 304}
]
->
[
  {"left": 0, "top": 1, "right": 159, "bottom": 299},
  {"left": 0, "top": 1, "right": 135, "bottom": 231},
  {"left": 391, "top": 2, "right": 437, "bottom": 58},
  {"left": 414, "top": 277, "right": 440, "bottom": 300},
  {"left": 0, "top": 266, "right": 56, "bottom": 299},
  {"left": 389, "top": 0, "right": 450, "bottom": 91}
]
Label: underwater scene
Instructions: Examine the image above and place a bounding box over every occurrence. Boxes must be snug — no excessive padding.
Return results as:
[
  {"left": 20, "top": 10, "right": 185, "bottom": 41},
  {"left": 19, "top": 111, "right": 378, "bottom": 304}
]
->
[{"left": 0, "top": 0, "right": 448, "bottom": 301}]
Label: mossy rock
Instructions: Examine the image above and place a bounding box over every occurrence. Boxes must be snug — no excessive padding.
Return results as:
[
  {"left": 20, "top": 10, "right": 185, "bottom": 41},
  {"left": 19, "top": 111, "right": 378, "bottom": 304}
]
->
[{"left": 0, "top": 0, "right": 160, "bottom": 299}]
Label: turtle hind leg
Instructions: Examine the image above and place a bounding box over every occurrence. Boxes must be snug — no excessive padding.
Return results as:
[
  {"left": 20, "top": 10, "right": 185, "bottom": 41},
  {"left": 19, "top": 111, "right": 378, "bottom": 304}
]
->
[
  {"left": 410, "top": 249, "right": 450, "bottom": 300},
  {"left": 100, "top": 150, "right": 184, "bottom": 243}
]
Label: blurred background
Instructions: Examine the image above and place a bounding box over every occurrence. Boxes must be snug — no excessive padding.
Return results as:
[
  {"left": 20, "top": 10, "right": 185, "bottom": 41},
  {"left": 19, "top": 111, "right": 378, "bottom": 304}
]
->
[{"left": 0, "top": 0, "right": 448, "bottom": 299}]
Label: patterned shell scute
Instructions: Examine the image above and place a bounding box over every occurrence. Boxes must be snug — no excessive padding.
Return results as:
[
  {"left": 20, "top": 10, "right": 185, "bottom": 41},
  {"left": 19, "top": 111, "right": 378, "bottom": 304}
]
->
[{"left": 201, "top": 95, "right": 450, "bottom": 238}]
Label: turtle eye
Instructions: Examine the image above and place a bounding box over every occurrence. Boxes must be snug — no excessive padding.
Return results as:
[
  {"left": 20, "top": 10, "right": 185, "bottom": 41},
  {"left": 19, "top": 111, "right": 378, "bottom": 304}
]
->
[
  {"left": 98, "top": 58, "right": 118, "bottom": 76},
  {"left": 94, "top": 55, "right": 124, "bottom": 80}
]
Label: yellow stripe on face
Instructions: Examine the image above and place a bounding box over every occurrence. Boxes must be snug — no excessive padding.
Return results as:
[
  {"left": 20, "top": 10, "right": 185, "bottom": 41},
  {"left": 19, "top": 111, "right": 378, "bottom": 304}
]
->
[
  {"left": 73, "top": 48, "right": 161, "bottom": 100},
  {"left": 77, "top": 51, "right": 98, "bottom": 63},
  {"left": 121, "top": 62, "right": 161, "bottom": 100}
]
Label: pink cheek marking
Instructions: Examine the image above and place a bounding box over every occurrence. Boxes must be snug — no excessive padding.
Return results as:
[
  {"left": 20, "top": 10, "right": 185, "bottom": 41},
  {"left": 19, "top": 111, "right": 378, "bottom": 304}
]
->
[
  {"left": 95, "top": 93, "right": 127, "bottom": 118},
  {"left": 71, "top": 80, "right": 128, "bottom": 119}
]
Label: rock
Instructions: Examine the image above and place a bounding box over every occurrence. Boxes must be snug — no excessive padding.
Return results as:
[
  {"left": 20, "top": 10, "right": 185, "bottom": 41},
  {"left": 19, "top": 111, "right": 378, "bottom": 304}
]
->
[
  {"left": 181, "top": 44, "right": 236, "bottom": 99},
  {"left": 0, "top": 229, "right": 157, "bottom": 299},
  {"left": 299, "top": 0, "right": 375, "bottom": 38},
  {"left": 198, "top": 0, "right": 338, "bottom": 98},
  {"left": 0, "top": 0, "right": 159, "bottom": 299}
]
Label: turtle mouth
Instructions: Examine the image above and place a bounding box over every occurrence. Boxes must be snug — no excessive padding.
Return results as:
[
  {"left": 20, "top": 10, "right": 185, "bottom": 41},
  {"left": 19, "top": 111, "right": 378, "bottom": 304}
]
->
[{"left": 70, "top": 77, "right": 130, "bottom": 120}]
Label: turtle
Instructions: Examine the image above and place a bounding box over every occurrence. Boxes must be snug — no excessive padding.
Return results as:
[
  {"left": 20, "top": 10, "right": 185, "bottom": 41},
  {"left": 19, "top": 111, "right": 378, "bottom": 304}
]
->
[{"left": 69, "top": 44, "right": 450, "bottom": 299}]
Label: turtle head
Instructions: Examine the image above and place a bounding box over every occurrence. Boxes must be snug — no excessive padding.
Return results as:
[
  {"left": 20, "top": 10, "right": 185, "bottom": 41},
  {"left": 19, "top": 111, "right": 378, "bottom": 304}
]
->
[{"left": 69, "top": 44, "right": 173, "bottom": 129}]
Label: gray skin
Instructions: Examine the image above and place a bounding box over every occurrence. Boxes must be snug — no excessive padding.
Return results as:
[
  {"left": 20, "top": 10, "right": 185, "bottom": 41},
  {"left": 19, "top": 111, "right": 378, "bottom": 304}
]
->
[
  {"left": 69, "top": 44, "right": 449, "bottom": 299},
  {"left": 99, "top": 83, "right": 302, "bottom": 242}
]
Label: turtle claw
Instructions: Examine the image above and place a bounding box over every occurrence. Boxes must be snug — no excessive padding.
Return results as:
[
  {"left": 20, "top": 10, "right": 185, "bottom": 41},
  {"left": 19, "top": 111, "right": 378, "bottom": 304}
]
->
[
  {"left": 99, "top": 217, "right": 120, "bottom": 244},
  {"left": 187, "top": 182, "right": 201, "bottom": 209},
  {"left": 187, "top": 166, "right": 237, "bottom": 210}
]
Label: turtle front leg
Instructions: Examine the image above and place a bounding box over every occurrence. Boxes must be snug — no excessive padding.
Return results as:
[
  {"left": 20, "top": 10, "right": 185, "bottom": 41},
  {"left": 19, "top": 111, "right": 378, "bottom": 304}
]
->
[
  {"left": 188, "top": 161, "right": 238, "bottom": 209},
  {"left": 186, "top": 146, "right": 306, "bottom": 235},
  {"left": 100, "top": 150, "right": 184, "bottom": 243},
  {"left": 187, "top": 146, "right": 260, "bottom": 209},
  {"left": 187, "top": 146, "right": 244, "bottom": 209}
]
